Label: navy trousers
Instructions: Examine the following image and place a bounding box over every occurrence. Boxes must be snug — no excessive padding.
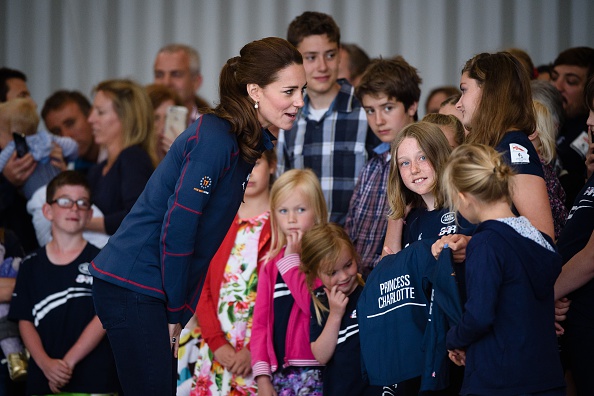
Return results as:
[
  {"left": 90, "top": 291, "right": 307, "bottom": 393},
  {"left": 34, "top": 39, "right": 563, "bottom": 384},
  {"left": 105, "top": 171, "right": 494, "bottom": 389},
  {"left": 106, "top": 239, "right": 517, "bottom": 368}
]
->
[{"left": 93, "top": 278, "right": 177, "bottom": 396}]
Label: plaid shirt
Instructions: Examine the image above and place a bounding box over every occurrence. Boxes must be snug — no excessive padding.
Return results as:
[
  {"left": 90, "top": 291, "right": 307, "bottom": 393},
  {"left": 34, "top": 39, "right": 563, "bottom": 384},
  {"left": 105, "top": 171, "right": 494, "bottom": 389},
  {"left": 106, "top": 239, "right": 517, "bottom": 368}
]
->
[
  {"left": 276, "top": 79, "right": 369, "bottom": 225},
  {"left": 345, "top": 144, "right": 391, "bottom": 277}
]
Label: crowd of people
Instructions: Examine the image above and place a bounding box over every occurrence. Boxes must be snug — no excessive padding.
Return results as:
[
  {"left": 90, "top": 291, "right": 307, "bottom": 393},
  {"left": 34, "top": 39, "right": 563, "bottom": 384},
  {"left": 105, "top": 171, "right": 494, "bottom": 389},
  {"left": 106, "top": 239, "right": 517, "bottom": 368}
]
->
[{"left": 0, "top": 9, "right": 593, "bottom": 396}]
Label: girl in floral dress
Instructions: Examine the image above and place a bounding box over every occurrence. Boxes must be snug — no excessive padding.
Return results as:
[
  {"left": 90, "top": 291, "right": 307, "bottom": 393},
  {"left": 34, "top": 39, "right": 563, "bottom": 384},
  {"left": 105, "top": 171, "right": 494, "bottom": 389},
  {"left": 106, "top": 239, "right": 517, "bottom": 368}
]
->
[{"left": 191, "top": 150, "right": 277, "bottom": 396}]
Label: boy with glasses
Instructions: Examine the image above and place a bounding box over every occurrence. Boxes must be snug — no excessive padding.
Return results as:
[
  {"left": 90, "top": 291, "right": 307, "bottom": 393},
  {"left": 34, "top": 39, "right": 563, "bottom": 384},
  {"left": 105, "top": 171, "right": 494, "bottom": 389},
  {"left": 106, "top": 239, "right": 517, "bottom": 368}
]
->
[{"left": 8, "top": 171, "right": 119, "bottom": 395}]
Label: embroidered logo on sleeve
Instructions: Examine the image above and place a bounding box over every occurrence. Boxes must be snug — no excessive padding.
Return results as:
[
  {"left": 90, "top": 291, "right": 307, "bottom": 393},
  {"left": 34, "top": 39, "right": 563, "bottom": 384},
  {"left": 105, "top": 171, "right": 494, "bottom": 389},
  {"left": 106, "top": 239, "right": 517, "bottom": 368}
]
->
[
  {"left": 509, "top": 143, "right": 530, "bottom": 164},
  {"left": 194, "top": 176, "right": 212, "bottom": 195},
  {"left": 242, "top": 174, "right": 251, "bottom": 192}
]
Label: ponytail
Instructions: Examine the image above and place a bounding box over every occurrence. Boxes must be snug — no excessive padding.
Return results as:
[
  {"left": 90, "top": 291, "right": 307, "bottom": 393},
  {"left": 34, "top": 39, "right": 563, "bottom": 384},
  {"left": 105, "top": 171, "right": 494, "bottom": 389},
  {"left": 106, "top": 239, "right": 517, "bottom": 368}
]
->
[
  {"left": 442, "top": 144, "right": 515, "bottom": 213},
  {"left": 205, "top": 37, "right": 303, "bottom": 164}
]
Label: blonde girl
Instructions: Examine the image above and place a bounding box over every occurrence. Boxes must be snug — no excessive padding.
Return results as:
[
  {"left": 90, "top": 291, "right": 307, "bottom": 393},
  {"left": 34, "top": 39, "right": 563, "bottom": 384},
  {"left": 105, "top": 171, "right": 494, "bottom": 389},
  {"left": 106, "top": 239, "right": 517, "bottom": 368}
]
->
[
  {"left": 435, "top": 144, "right": 564, "bottom": 396},
  {"left": 383, "top": 122, "right": 474, "bottom": 261},
  {"left": 300, "top": 223, "right": 371, "bottom": 396},
  {"left": 251, "top": 169, "right": 327, "bottom": 396},
  {"left": 529, "top": 100, "right": 568, "bottom": 239},
  {"left": 189, "top": 150, "right": 277, "bottom": 395}
]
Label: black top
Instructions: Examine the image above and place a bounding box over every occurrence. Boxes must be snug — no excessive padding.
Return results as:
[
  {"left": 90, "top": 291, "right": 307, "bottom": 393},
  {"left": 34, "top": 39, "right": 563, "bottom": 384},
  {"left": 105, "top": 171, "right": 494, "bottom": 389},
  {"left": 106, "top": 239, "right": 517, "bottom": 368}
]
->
[
  {"left": 403, "top": 207, "right": 475, "bottom": 248},
  {"left": 87, "top": 145, "right": 154, "bottom": 234},
  {"left": 557, "top": 173, "right": 594, "bottom": 327},
  {"left": 9, "top": 243, "right": 119, "bottom": 395},
  {"left": 310, "top": 284, "right": 369, "bottom": 396}
]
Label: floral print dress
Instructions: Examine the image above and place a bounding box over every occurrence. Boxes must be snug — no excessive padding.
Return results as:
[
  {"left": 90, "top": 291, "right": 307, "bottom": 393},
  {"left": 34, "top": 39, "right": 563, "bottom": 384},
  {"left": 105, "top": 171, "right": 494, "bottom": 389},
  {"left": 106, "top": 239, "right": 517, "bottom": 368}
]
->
[{"left": 191, "top": 212, "right": 269, "bottom": 396}]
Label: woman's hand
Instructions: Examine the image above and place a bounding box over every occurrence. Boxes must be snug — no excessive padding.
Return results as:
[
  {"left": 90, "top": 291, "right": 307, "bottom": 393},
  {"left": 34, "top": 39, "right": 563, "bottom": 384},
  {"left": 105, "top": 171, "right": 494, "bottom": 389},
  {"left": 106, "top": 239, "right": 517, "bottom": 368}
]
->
[
  {"left": 168, "top": 323, "right": 182, "bottom": 358},
  {"left": 158, "top": 132, "right": 175, "bottom": 159},
  {"left": 554, "top": 297, "right": 571, "bottom": 335}
]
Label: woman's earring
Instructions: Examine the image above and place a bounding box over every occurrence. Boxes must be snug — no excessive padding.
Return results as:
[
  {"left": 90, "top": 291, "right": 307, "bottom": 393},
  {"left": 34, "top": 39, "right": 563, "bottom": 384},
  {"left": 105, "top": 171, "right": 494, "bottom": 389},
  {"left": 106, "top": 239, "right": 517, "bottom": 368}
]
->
[{"left": 254, "top": 101, "right": 259, "bottom": 109}]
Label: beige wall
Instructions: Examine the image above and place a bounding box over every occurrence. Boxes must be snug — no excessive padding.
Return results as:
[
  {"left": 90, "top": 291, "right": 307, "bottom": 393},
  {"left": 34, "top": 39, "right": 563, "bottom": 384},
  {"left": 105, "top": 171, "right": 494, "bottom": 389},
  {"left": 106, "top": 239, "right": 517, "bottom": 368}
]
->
[{"left": 1, "top": 0, "right": 593, "bottom": 120}]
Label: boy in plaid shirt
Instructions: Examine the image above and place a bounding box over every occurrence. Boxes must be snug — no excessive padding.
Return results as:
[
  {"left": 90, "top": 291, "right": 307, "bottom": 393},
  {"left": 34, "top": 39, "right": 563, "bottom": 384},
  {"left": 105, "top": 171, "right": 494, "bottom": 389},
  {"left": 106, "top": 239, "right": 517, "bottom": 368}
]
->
[{"left": 276, "top": 11, "right": 379, "bottom": 226}]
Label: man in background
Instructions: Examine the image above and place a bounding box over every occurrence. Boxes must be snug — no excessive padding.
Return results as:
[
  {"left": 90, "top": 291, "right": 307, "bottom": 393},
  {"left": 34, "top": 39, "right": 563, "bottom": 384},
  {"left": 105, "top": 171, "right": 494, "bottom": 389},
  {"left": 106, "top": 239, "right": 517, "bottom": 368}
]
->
[
  {"left": 42, "top": 90, "right": 101, "bottom": 174},
  {"left": 551, "top": 46, "right": 594, "bottom": 207},
  {"left": 153, "top": 44, "right": 210, "bottom": 125}
]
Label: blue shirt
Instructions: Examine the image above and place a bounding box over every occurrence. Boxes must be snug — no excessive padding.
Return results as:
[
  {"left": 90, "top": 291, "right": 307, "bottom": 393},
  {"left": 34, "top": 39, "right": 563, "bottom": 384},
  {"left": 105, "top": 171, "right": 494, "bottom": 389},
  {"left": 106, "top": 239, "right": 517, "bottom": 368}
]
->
[
  {"left": 90, "top": 115, "right": 274, "bottom": 325},
  {"left": 446, "top": 220, "right": 564, "bottom": 395}
]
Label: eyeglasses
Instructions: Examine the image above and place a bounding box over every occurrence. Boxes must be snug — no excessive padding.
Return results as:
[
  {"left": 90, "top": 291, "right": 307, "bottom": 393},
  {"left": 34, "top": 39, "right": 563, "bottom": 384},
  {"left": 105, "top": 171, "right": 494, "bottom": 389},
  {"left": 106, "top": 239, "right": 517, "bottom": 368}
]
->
[{"left": 50, "top": 197, "right": 92, "bottom": 211}]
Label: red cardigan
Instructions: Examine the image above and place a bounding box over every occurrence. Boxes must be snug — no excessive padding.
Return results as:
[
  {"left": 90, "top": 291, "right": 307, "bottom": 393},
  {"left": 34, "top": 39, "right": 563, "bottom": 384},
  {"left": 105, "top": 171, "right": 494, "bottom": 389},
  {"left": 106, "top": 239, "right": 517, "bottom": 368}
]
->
[{"left": 196, "top": 213, "right": 272, "bottom": 353}]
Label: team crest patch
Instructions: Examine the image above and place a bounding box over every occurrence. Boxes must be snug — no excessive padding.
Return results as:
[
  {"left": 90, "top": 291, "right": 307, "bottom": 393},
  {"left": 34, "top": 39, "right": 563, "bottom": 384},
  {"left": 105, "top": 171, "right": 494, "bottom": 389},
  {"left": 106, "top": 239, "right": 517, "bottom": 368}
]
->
[
  {"left": 78, "top": 262, "right": 91, "bottom": 275},
  {"left": 76, "top": 262, "right": 93, "bottom": 284},
  {"left": 441, "top": 212, "right": 455, "bottom": 224},
  {"left": 509, "top": 143, "right": 530, "bottom": 164},
  {"left": 194, "top": 176, "right": 212, "bottom": 195}
]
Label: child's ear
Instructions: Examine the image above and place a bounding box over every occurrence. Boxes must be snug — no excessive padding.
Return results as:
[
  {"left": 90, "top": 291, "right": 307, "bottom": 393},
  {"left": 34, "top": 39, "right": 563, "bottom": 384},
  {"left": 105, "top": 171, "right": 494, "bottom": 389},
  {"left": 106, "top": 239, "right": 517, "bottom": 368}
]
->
[
  {"left": 41, "top": 202, "right": 54, "bottom": 222},
  {"left": 407, "top": 101, "right": 419, "bottom": 117},
  {"left": 457, "top": 191, "right": 468, "bottom": 206},
  {"left": 528, "top": 129, "right": 539, "bottom": 142}
]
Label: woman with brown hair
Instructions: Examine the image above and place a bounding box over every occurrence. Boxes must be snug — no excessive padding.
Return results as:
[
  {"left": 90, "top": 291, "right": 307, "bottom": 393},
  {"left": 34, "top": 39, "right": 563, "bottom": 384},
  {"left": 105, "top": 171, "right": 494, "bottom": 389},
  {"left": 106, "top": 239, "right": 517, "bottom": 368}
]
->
[
  {"left": 456, "top": 51, "right": 554, "bottom": 240},
  {"left": 91, "top": 37, "right": 306, "bottom": 396}
]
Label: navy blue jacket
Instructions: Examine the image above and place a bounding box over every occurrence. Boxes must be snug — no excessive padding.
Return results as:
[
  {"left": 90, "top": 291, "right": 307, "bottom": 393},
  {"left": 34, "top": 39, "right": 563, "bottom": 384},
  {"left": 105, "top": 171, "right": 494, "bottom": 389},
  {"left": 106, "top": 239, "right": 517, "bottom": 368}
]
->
[
  {"left": 421, "top": 247, "right": 463, "bottom": 391},
  {"left": 446, "top": 220, "right": 564, "bottom": 395},
  {"left": 90, "top": 115, "right": 274, "bottom": 325},
  {"left": 358, "top": 239, "right": 438, "bottom": 386}
]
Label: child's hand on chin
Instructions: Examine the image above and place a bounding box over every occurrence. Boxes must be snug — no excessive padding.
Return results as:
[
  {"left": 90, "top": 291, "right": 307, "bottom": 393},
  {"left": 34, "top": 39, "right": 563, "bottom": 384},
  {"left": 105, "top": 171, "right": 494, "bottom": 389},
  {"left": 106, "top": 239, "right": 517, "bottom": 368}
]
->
[
  {"left": 285, "top": 230, "right": 303, "bottom": 256},
  {"left": 326, "top": 285, "right": 348, "bottom": 317}
]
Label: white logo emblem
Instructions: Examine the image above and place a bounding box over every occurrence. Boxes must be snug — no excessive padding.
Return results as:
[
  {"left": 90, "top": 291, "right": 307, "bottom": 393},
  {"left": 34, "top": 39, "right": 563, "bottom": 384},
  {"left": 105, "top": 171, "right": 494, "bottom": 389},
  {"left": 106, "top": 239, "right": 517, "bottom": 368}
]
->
[
  {"left": 441, "top": 212, "right": 455, "bottom": 224},
  {"left": 509, "top": 143, "right": 530, "bottom": 164},
  {"left": 78, "top": 262, "right": 91, "bottom": 275}
]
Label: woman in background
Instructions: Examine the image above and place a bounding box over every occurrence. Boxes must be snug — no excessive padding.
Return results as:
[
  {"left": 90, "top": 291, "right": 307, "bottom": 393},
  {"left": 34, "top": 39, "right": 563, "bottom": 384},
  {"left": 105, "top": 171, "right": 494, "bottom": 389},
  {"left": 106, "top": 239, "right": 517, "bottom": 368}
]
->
[{"left": 86, "top": 79, "right": 157, "bottom": 235}]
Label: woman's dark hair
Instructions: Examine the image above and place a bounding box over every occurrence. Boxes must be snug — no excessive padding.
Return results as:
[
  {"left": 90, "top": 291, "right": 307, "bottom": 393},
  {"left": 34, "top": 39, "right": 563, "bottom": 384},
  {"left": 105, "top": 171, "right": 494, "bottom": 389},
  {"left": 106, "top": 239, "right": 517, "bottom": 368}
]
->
[
  {"left": 462, "top": 52, "right": 535, "bottom": 147},
  {"left": 208, "top": 37, "right": 302, "bottom": 163}
]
